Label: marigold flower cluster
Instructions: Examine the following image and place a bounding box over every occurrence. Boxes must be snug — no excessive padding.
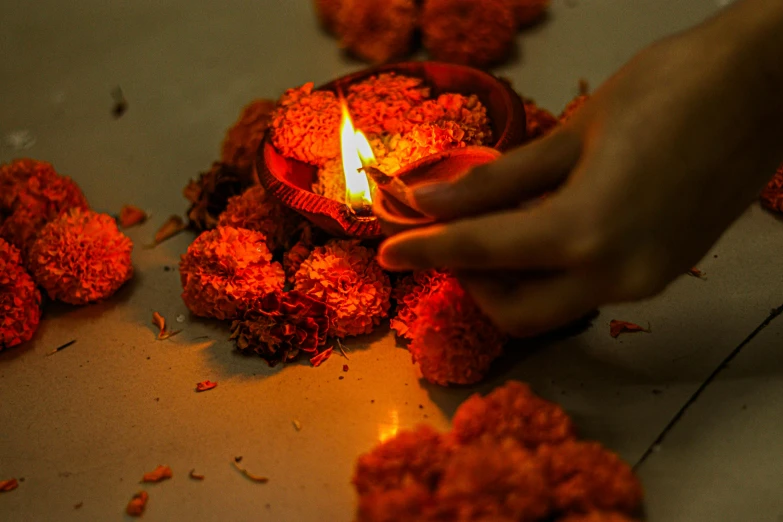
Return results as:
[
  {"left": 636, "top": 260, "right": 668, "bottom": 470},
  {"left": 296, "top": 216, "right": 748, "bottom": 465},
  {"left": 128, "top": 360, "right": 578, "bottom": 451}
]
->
[
  {"left": 312, "top": 0, "right": 550, "bottom": 68},
  {"left": 353, "top": 381, "right": 644, "bottom": 522},
  {"left": 0, "top": 238, "right": 41, "bottom": 350},
  {"left": 28, "top": 209, "right": 133, "bottom": 305},
  {"left": 391, "top": 270, "right": 506, "bottom": 385},
  {"left": 294, "top": 240, "right": 392, "bottom": 338}
]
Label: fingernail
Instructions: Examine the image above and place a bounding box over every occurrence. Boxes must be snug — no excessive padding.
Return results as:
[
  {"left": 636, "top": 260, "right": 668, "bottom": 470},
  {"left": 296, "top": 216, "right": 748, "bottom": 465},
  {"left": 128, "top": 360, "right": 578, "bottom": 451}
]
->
[
  {"left": 412, "top": 182, "right": 451, "bottom": 210},
  {"left": 377, "top": 242, "right": 410, "bottom": 271}
]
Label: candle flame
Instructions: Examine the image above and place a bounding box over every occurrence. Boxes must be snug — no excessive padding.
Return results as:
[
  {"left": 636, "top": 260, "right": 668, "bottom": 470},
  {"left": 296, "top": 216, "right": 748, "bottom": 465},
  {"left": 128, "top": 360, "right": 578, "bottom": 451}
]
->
[{"left": 340, "top": 103, "right": 375, "bottom": 212}]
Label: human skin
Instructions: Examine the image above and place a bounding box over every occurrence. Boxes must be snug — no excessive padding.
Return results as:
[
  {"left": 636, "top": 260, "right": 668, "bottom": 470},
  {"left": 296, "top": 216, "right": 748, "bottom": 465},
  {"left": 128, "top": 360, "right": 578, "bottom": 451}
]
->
[{"left": 377, "top": 0, "right": 783, "bottom": 337}]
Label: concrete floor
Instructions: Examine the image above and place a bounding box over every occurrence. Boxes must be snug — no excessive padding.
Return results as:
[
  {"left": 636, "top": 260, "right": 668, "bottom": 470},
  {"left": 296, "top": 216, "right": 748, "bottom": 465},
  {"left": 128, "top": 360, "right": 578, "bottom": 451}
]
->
[{"left": 2, "top": 0, "right": 782, "bottom": 520}]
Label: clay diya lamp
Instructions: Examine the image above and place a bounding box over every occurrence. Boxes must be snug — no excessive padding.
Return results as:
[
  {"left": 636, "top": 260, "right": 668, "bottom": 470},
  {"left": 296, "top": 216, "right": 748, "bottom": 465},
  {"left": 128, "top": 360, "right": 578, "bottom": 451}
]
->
[
  {"left": 255, "top": 61, "right": 527, "bottom": 239},
  {"left": 370, "top": 146, "right": 501, "bottom": 235}
]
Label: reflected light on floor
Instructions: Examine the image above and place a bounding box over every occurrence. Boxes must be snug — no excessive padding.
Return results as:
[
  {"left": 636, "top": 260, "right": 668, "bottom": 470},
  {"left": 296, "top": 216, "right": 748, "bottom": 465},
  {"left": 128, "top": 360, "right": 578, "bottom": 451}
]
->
[{"left": 377, "top": 409, "right": 400, "bottom": 443}]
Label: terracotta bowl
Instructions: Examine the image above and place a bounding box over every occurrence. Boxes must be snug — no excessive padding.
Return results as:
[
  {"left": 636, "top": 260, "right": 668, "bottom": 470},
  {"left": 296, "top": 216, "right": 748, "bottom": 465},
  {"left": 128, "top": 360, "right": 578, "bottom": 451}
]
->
[
  {"left": 373, "top": 146, "right": 502, "bottom": 235},
  {"left": 255, "top": 61, "right": 527, "bottom": 239}
]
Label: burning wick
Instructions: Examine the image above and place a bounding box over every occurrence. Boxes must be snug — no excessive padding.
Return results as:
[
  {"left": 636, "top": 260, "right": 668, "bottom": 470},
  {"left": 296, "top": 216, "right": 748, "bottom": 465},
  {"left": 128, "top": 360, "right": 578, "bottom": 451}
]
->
[{"left": 340, "top": 103, "right": 376, "bottom": 217}]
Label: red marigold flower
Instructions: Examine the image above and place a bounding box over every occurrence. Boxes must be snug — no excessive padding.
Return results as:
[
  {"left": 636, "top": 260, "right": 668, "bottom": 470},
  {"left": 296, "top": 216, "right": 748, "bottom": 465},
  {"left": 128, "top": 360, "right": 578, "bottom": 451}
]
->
[
  {"left": 511, "top": 0, "right": 550, "bottom": 27},
  {"left": 336, "top": 0, "right": 418, "bottom": 64},
  {"left": 0, "top": 158, "right": 53, "bottom": 213},
  {"left": 560, "top": 94, "right": 590, "bottom": 124},
  {"left": 183, "top": 162, "right": 254, "bottom": 232},
  {"left": 27, "top": 209, "right": 132, "bottom": 305},
  {"left": 180, "top": 226, "right": 285, "bottom": 320},
  {"left": 229, "top": 290, "right": 329, "bottom": 366},
  {"left": 432, "top": 438, "right": 552, "bottom": 522},
  {"left": 270, "top": 83, "right": 342, "bottom": 166},
  {"left": 523, "top": 99, "right": 559, "bottom": 141},
  {"left": 390, "top": 269, "right": 452, "bottom": 340},
  {"left": 451, "top": 381, "right": 576, "bottom": 449},
  {"left": 406, "top": 277, "right": 506, "bottom": 386},
  {"left": 356, "top": 484, "right": 433, "bottom": 522},
  {"left": 347, "top": 73, "right": 431, "bottom": 136},
  {"left": 217, "top": 185, "right": 299, "bottom": 251},
  {"left": 353, "top": 425, "right": 451, "bottom": 496},
  {"left": 0, "top": 161, "right": 89, "bottom": 255},
  {"left": 294, "top": 239, "right": 391, "bottom": 338},
  {"left": 536, "top": 440, "right": 644, "bottom": 516},
  {"left": 0, "top": 238, "right": 41, "bottom": 350},
  {"left": 761, "top": 165, "right": 783, "bottom": 214},
  {"left": 221, "top": 99, "right": 277, "bottom": 174},
  {"left": 421, "top": 0, "right": 516, "bottom": 69},
  {"left": 313, "top": 0, "right": 342, "bottom": 34}
]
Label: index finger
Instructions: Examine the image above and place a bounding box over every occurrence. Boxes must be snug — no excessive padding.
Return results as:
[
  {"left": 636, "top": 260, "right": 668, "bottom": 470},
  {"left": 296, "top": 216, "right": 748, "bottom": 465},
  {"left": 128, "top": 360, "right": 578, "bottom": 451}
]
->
[{"left": 377, "top": 203, "right": 576, "bottom": 272}]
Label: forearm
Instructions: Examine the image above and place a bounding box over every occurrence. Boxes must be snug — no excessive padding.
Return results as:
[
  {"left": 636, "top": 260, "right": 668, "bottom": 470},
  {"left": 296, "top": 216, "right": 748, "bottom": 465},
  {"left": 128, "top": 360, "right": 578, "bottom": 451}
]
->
[{"left": 702, "top": 0, "right": 783, "bottom": 133}]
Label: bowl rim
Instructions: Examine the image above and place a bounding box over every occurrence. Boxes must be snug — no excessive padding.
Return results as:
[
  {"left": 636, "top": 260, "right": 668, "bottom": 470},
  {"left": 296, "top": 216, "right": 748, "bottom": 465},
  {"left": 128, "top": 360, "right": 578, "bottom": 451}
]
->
[{"left": 256, "top": 60, "right": 527, "bottom": 238}]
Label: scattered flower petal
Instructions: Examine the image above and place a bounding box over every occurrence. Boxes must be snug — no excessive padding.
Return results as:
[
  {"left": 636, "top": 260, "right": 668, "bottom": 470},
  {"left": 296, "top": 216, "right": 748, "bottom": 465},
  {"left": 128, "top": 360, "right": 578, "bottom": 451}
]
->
[
  {"left": 125, "top": 491, "right": 149, "bottom": 517},
  {"left": 232, "top": 460, "right": 269, "bottom": 483},
  {"left": 196, "top": 380, "right": 217, "bottom": 392},
  {"left": 310, "top": 347, "right": 333, "bottom": 367},
  {"left": 118, "top": 205, "right": 147, "bottom": 228},
  {"left": 141, "top": 465, "right": 173, "bottom": 483},
  {"left": 152, "top": 215, "right": 186, "bottom": 246},
  {"left": 609, "top": 320, "right": 650, "bottom": 338},
  {"left": 189, "top": 469, "right": 205, "bottom": 481},
  {"left": 0, "top": 479, "right": 19, "bottom": 492}
]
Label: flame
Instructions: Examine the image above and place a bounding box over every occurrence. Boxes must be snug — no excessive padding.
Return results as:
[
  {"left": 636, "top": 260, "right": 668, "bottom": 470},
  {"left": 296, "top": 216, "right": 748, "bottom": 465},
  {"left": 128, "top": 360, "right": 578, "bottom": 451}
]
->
[{"left": 340, "top": 103, "right": 375, "bottom": 212}]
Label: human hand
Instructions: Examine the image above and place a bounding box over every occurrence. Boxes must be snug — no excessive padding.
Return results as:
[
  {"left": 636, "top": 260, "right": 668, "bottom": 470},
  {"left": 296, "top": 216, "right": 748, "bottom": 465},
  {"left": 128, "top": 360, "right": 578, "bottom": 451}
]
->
[{"left": 378, "top": 4, "right": 783, "bottom": 337}]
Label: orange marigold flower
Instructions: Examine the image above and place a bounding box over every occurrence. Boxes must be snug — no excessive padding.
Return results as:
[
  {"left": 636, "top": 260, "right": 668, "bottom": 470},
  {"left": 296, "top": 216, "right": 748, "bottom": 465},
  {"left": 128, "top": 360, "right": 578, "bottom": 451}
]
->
[
  {"left": 0, "top": 158, "right": 54, "bottom": 213},
  {"left": 180, "top": 227, "right": 285, "bottom": 320},
  {"left": 336, "top": 0, "right": 418, "bottom": 64},
  {"left": 353, "top": 425, "right": 451, "bottom": 496},
  {"left": 313, "top": 0, "right": 343, "bottom": 34},
  {"left": 451, "top": 381, "right": 576, "bottom": 449},
  {"left": 523, "top": 99, "right": 559, "bottom": 141},
  {"left": 407, "top": 276, "right": 506, "bottom": 386},
  {"left": 511, "top": 0, "right": 550, "bottom": 27},
  {"left": 390, "top": 269, "right": 452, "bottom": 340},
  {"left": 560, "top": 94, "right": 590, "bottom": 124},
  {"left": 347, "top": 73, "right": 431, "bottom": 136},
  {"left": 270, "top": 83, "right": 342, "bottom": 166},
  {"left": 536, "top": 441, "right": 644, "bottom": 516},
  {"left": 294, "top": 239, "right": 391, "bottom": 338},
  {"left": 183, "top": 162, "right": 254, "bottom": 232},
  {"left": 230, "top": 290, "right": 329, "bottom": 366},
  {"left": 27, "top": 209, "right": 133, "bottom": 305},
  {"left": 432, "top": 438, "right": 552, "bottom": 522},
  {"left": 760, "top": 165, "right": 783, "bottom": 214},
  {"left": 356, "top": 484, "right": 433, "bottom": 522},
  {"left": 217, "top": 185, "right": 299, "bottom": 251},
  {"left": 408, "top": 94, "right": 493, "bottom": 145},
  {"left": 421, "top": 0, "right": 516, "bottom": 69},
  {"left": 220, "top": 99, "right": 277, "bottom": 174},
  {"left": 0, "top": 161, "right": 89, "bottom": 255},
  {"left": 0, "top": 238, "right": 41, "bottom": 350}
]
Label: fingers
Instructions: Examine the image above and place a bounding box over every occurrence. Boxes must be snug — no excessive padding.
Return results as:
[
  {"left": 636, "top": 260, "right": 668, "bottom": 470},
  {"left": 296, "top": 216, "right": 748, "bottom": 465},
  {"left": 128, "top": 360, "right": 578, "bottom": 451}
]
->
[
  {"left": 413, "top": 129, "right": 582, "bottom": 220},
  {"left": 458, "top": 270, "right": 599, "bottom": 338},
  {"left": 378, "top": 202, "right": 575, "bottom": 271}
]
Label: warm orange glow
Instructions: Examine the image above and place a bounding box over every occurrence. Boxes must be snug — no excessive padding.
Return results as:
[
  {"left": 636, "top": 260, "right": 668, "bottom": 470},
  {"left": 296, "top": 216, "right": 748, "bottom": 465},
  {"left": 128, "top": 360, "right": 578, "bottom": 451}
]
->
[
  {"left": 340, "top": 103, "right": 375, "bottom": 213},
  {"left": 378, "top": 409, "right": 400, "bottom": 443}
]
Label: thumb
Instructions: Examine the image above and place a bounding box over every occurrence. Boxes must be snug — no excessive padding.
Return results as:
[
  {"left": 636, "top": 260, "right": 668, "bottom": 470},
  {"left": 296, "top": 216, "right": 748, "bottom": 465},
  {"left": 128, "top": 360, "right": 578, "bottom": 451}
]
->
[{"left": 413, "top": 129, "right": 582, "bottom": 220}]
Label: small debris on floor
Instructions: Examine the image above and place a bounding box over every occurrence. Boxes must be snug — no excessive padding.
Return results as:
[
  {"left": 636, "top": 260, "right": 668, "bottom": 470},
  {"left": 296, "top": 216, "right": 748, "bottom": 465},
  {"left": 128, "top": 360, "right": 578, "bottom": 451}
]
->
[{"left": 111, "top": 86, "right": 128, "bottom": 119}]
